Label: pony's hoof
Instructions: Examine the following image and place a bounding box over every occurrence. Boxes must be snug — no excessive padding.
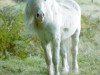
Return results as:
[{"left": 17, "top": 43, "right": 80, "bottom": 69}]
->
[
  {"left": 72, "top": 68, "right": 79, "bottom": 74},
  {"left": 61, "top": 68, "right": 69, "bottom": 75},
  {"left": 55, "top": 72, "right": 60, "bottom": 75}
]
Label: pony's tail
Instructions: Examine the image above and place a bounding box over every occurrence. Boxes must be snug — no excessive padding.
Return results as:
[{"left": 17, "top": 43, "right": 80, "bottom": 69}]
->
[
  {"left": 66, "top": 37, "right": 72, "bottom": 51},
  {"left": 66, "top": 37, "right": 72, "bottom": 63}
]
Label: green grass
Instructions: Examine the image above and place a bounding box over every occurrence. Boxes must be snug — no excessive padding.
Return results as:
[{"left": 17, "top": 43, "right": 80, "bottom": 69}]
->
[
  {"left": 0, "top": 38, "right": 100, "bottom": 75},
  {"left": 0, "top": 56, "right": 47, "bottom": 75}
]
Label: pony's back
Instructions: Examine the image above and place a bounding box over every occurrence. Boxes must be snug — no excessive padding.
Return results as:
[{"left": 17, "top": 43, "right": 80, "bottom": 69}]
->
[{"left": 58, "top": 0, "right": 81, "bottom": 15}]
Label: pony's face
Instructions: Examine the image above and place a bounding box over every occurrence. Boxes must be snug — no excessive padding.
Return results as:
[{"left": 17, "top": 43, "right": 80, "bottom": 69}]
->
[{"left": 32, "top": 0, "right": 47, "bottom": 22}]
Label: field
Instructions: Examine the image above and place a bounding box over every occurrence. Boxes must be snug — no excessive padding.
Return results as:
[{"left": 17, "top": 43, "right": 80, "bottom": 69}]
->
[{"left": 0, "top": 0, "right": 100, "bottom": 75}]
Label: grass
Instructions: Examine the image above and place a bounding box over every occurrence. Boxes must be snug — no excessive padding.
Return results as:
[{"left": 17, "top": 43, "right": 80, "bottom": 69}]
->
[
  {"left": 78, "top": 38, "right": 100, "bottom": 75},
  {"left": 0, "top": 0, "right": 100, "bottom": 75},
  {"left": 0, "top": 56, "right": 47, "bottom": 75}
]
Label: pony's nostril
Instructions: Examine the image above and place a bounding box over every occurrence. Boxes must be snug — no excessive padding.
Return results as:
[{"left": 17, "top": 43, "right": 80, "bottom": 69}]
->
[
  {"left": 42, "top": 13, "right": 44, "bottom": 16},
  {"left": 37, "top": 13, "right": 44, "bottom": 18},
  {"left": 37, "top": 13, "right": 39, "bottom": 17}
]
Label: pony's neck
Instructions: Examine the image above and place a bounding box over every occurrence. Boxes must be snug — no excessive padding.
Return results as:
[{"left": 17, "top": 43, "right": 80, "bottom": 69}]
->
[{"left": 45, "top": 0, "right": 59, "bottom": 23}]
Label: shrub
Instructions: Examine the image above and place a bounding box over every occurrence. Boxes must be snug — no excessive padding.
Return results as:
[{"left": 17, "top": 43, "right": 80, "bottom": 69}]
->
[
  {"left": 0, "top": 6, "right": 26, "bottom": 58},
  {"left": 0, "top": 5, "right": 43, "bottom": 59}
]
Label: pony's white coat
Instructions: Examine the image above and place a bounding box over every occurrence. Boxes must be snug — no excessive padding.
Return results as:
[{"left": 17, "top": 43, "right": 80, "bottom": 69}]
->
[{"left": 25, "top": 0, "right": 81, "bottom": 75}]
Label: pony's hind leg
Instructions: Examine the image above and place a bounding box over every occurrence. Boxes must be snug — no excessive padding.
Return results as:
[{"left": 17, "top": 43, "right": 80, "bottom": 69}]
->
[
  {"left": 60, "top": 40, "right": 69, "bottom": 74},
  {"left": 42, "top": 43, "right": 54, "bottom": 75},
  {"left": 71, "top": 29, "right": 80, "bottom": 73}
]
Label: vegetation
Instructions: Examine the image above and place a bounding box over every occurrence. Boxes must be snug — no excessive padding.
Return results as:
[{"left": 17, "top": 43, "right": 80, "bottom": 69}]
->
[
  {"left": 0, "top": 6, "right": 28, "bottom": 58},
  {"left": 0, "top": 0, "right": 100, "bottom": 75}
]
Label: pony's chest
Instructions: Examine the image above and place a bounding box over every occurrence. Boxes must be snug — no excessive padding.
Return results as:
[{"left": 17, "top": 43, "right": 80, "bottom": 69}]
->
[{"left": 36, "top": 25, "right": 54, "bottom": 42}]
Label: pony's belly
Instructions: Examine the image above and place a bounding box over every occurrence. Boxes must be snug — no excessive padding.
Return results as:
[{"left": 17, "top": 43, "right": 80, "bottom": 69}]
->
[
  {"left": 61, "top": 15, "right": 80, "bottom": 39},
  {"left": 61, "top": 27, "right": 77, "bottom": 39}
]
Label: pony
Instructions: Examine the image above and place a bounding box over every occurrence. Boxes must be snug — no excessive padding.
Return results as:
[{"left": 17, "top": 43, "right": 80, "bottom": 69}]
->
[{"left": 25, "top": 0, "right": 81, "bottom": 75}]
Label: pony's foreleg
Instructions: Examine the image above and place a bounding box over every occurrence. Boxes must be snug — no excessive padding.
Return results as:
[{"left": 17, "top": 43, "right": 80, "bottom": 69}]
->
[
  {"left": 42, "top": 43, "right": 54, "bottom": 75},
  {"left": 71, "top": 29, "right": 80, "bottom": 73},
  {"left": 60, "top": 40, "right": 69, "bottom": 74},
  {"left": 52, "top": 36, "right": 60, "bottom": 75}
]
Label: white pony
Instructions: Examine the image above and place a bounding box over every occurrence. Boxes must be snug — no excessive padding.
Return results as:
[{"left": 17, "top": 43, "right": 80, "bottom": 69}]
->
[{"left": 25, "top": 0, "right": 81, "bottom": 75}]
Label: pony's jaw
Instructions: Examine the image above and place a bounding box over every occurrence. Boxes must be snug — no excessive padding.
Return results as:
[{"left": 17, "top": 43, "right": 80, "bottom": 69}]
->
[{"left": 35, "top": 17, "right": 44, "bottom": 23}]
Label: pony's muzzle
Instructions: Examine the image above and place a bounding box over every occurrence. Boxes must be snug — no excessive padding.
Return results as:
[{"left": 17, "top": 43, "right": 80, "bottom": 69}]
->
[
  {"left": 36, "top": 12, "right": 44, "bottom": 22},
  {"left": 36, "top": 13, "right": 44, "bottom": 18}
]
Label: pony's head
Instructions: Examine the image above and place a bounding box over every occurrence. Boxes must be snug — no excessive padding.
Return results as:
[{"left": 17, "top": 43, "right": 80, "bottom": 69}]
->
[
  {"left": 25, "top": 0, "right": 54, "bottom": 24},
  {"left": 31, "top": 0, "right": 48, "bottom": 22}
]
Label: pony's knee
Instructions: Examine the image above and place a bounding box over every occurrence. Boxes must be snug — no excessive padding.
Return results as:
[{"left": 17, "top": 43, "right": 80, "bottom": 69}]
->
[
  {"left": 45, "top": 46, "right": 52, "bottom": 65},
  {"left": 61, "top": 50, "right": 67, "bottom": 59},
  {"left": 46, "top": 56, "right": 52, "bottom": 65},
  {"left": 52, "top": 55, "right": 59, "bottom": 66}
]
